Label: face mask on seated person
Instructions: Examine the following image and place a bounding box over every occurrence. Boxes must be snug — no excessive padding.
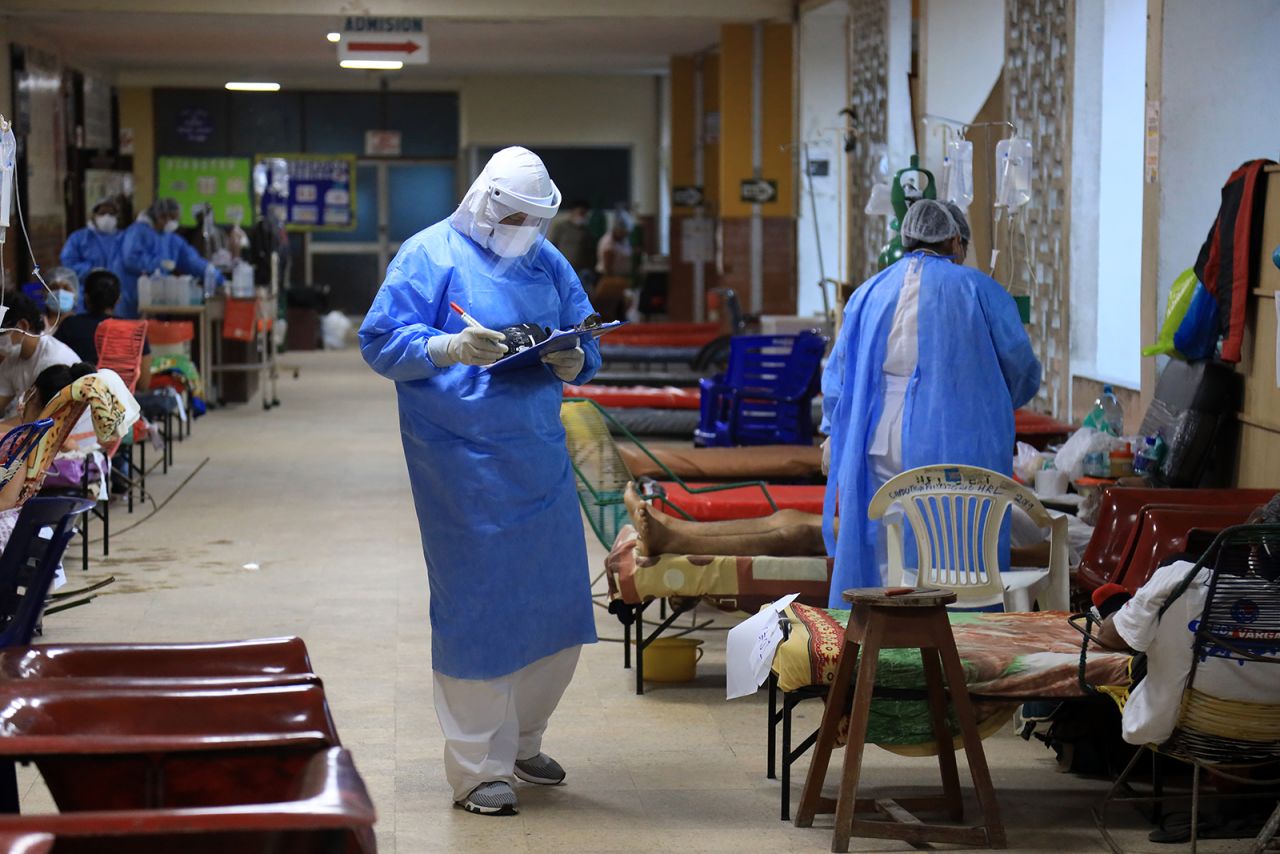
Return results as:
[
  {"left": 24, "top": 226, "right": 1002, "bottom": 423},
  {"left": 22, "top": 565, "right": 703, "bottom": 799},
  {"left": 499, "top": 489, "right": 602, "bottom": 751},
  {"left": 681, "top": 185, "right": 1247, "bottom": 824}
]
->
[
  {"left": 46, "top": 290, "right": 76, "bottom": 314},
  {"left": 0, "top": 334, "right": 22, "bottom": 362},
  {"left": 93, "top": 214, "right": 118, "bottom": 234},
  {"left": 163, "top": 219, "right": 180, "bottom": 234}
]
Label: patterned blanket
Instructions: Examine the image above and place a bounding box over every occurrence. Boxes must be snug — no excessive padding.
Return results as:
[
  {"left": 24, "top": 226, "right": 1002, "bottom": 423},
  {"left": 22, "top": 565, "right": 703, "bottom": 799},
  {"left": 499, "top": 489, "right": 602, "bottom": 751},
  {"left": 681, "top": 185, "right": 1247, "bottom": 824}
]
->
[
  {"left": 773, "top": 604, "right": 1132, "bottom": 750},
  {"left": 21, "top": 376, "right": 129, "bottom": 504},
  {"left": 151, "top": 353, "right": 205, "bottom": 397},
  {"left": 605, "top": 525, "right": 832, "bottom": 611}
]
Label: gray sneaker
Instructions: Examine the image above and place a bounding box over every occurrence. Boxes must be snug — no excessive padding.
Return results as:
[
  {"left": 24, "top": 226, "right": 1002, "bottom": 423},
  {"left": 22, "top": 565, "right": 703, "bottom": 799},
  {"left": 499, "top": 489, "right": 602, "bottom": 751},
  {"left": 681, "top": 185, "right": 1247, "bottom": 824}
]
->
[
  {"left": 457, "top": 781, "right": 518, "bottom": 816},
  {"left": 514, "top": 753, "right": 566, "bottom": 785}
]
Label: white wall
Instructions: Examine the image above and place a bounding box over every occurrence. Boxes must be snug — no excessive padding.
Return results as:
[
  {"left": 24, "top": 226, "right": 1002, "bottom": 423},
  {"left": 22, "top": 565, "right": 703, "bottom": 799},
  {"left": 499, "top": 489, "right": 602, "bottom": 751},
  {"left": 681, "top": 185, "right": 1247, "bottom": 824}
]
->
[
  {"left": 1070, "top": 0, "right": 1145, "bottom": 391},
  {"left": 918, "top": 0, "right": 1004, "bottom": 173},
  {"left": 796, "top": 1, "right": 848, "bottom": 317},
  {"left": 460, "top": 74, "right": 661, "bottom": 215},
  {"left": 1092, "top": 0, "right": 1145, "bottom": 387},
  {"left": 1070, "top": 0, "right": 1103, "bottom": 391},
  {"left": 1156, "top": 0, "right": 1280, "bottom": 314},
  {"left": 886, "top": 0, "right": 916, "bottom": 175}
]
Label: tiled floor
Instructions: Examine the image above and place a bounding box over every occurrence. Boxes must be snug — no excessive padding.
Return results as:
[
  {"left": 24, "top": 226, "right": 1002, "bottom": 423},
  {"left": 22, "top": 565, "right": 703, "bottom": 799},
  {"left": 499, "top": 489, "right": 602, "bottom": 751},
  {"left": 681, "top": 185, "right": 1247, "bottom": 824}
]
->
[{"left": 17, "top": 349, "right": 1244, "bottom": 852}]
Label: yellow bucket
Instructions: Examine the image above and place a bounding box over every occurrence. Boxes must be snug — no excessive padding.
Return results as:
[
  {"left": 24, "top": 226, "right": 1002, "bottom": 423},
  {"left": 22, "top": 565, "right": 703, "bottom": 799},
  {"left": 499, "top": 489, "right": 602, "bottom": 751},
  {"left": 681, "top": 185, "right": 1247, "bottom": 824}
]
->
[{"left": 640, "top": 637, "right": 704, "bottom": 683}]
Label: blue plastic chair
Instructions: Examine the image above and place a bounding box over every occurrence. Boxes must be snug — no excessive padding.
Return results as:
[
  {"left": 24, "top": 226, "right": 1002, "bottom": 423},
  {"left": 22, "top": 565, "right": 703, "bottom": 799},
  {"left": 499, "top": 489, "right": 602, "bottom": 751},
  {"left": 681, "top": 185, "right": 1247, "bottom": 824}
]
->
[
  {"left": 694, "top": 330, "right": 827, "bottom": 447},
  {"left": 0, "top": 495, "right": 95, "bottom": 813},
  {"left": 0, "top": 419, "right": 54, "bottom": 492},
  {"left": 0, "top": 495, "right": 95, "bottom": 649}
]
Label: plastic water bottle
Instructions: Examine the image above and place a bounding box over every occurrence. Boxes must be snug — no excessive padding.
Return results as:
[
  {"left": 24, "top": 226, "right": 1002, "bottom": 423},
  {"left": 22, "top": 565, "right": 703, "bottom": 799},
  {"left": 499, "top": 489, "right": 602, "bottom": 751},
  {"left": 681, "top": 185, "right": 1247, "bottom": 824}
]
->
[
  {"left": 203, "top": 264, "right": 218, "bottom": 300},
  {"left": 1097, "top": 386, "right": 1124, "bottom": 436}
]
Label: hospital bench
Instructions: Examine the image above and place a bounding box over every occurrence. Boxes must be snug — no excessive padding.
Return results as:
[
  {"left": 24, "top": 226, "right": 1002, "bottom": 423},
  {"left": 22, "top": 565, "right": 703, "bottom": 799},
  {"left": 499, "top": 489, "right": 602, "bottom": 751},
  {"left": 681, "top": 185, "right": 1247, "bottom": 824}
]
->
[
  {"left": 1073, "top": 486, "right": 1277, "bottom": 597},
  {"left": 0, "top": 502, "right": 376, "bottom": 849}
]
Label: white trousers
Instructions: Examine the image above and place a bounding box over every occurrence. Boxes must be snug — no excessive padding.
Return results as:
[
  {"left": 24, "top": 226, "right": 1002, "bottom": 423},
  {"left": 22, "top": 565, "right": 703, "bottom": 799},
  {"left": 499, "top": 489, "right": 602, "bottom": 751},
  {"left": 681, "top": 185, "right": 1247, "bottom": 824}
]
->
[{"left": 432, "top": 645, "right": 581, "bottom": 801}]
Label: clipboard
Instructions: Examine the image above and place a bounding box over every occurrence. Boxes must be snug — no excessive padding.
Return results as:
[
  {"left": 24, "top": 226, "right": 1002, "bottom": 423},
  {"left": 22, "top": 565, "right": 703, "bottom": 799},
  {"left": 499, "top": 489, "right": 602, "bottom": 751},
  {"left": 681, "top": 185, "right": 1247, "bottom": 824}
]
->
[{"left": 484, "top": 321, "right": 629, "bottom": 374}]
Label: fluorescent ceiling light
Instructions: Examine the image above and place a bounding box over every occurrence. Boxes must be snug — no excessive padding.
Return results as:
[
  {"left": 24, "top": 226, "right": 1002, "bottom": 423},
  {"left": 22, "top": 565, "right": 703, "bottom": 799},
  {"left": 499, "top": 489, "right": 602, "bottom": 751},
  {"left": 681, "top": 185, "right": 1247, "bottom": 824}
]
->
[
  {"left": 225, "top": 81, "right": 280, "bottom": 92},
  {"left": 327, "top": 32, "right": 341, "bottom": 43},
  {"left": 340, "top": 59, "right": 404, "bottom": 70}
]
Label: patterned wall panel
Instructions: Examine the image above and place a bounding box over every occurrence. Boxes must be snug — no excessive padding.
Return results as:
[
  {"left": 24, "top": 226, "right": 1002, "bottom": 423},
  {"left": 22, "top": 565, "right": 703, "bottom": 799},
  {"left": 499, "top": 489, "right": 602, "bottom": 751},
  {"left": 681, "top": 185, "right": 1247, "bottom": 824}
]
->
[
  {"left": 1005, "top": 0, "right": 1074, "bottom": 418},
  {"left": 847, "top": 0, "right": 889, "bottom": 284}
]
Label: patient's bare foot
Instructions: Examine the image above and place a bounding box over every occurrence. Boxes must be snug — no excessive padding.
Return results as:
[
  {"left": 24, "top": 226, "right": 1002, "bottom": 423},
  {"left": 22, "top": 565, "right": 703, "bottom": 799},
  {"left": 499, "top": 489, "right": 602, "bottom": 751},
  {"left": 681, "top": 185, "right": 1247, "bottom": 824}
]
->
[{"left": 624, "top": 482, "right": 658, "bottom": 553}]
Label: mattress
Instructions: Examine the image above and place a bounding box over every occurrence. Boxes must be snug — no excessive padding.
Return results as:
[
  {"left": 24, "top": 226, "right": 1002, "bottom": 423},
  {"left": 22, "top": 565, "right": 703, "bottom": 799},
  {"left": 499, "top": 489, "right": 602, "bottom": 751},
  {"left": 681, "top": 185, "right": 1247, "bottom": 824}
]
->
[
  {"left": 565, "top": 384, "right": 701, "bottom": 410},
  {"left": 606, "top": 407, "right": 701, "bottom": 437},
  {"left": 618, "top": 444, "right": 824, "bottom": 482},
  {"left": 604, "top": 525, "right": 832, "bottom": 611},
  {"left": 656, "top": 482, "right": 825, "bottom": 520},
  {"left": 600, "top": 344, "right": 701, "bottom": 364},
  {"left": 772, "top": 603, "right": 1131, "bottom": 750}
]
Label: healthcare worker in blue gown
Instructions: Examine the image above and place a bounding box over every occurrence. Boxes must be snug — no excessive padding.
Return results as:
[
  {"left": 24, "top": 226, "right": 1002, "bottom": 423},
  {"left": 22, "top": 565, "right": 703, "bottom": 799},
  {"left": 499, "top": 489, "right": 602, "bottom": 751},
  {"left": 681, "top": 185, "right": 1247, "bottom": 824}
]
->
[
  {"left": 115, "top": 197, "right": 223, "bottom": 319},
  {"left": 821, "top": 199, "right": 1041, "bottom": 607},
  {"left": 60, "top": 196, "right": 122, "bottom": 283},
  {"left": 359, "top": 147, "right": 600, "bottom": 818}
]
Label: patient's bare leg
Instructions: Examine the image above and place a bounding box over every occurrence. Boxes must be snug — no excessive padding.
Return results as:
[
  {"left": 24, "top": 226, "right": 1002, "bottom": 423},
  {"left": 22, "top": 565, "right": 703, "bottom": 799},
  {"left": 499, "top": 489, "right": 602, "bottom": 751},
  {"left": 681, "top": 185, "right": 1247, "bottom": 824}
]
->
[
  {"left": 624, "top": 483, "right": 819, "bottom": 534},
  {"left": 624, "top": 483, "right": 827, "bottom": 556}
]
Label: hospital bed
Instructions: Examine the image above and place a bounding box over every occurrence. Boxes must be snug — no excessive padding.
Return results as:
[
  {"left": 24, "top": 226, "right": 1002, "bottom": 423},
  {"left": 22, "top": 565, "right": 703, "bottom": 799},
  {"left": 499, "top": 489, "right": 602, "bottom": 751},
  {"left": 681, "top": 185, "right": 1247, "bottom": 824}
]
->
[
  {"left": 562, "top": 399, "right": 830, "bottom": 693},
  {"left": 766, "top": 603, "right": 1131, "bottom": 820}
]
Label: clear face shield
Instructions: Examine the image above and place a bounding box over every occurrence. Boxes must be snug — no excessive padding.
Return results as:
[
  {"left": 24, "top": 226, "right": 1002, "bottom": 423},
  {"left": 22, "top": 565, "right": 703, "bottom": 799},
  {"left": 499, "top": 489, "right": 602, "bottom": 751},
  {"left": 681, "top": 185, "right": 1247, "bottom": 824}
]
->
[{"left": 464, "top": 180, "right": 561, "bottom": 278}]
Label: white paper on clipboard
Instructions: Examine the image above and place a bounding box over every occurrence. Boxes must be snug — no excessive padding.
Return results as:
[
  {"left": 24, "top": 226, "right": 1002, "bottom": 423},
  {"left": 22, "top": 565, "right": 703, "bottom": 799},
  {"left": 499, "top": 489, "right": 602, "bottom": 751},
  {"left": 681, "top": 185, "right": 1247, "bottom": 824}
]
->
[{"left": 725, "top": 593, "right": 800, "bottom": 700}]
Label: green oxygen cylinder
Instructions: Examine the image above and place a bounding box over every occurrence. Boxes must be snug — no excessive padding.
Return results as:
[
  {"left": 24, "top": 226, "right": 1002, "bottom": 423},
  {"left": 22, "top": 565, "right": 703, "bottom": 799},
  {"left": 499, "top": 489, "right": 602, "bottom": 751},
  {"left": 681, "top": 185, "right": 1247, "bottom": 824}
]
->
[
  {"left": 587, "top": 203, "right": 608, "bottom": 242},
  {"left": 877, "top": 155, "right": 937, "bottom": 271}
]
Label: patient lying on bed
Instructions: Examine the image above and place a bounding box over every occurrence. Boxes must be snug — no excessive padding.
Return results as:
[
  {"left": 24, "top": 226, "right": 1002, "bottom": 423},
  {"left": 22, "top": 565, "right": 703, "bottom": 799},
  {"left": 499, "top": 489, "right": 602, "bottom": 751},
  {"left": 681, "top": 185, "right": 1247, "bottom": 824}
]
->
[
  {"left": 624, "top": 481, "right": 1064, "bottom": 566},
  {"left": 624, "top": 482, "right": 826, "bottom": 556}
]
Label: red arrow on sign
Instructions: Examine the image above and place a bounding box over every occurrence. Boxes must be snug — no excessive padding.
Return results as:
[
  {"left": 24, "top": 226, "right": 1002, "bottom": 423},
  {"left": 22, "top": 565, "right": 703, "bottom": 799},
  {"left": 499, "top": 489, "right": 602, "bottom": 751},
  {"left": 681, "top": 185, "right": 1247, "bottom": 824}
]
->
[{"left": 347, "top": 40, "right": 421, "bottom": 54}]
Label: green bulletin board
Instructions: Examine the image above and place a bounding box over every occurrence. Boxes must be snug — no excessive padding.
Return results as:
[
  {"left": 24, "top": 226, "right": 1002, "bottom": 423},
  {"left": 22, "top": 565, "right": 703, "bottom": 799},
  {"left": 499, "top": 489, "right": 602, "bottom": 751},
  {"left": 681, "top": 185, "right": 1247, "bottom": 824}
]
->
[{"left": 156, "top": 156, "right": 253, "bottom": 226}]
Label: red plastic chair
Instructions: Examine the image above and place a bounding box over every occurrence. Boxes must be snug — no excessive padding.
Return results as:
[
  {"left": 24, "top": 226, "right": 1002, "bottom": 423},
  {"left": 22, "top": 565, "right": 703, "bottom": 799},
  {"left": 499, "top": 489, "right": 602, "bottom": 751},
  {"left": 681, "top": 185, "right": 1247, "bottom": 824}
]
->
[{"left": 93, "top": 319, "right": 149, "bottom": 394}]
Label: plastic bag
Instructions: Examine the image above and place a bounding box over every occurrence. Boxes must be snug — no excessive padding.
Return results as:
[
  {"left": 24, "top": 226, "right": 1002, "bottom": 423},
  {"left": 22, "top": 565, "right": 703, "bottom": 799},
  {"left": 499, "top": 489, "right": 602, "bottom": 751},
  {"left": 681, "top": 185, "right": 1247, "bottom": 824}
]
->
[
  {"left": 1172, "top": 280, "right": 1219, "bottom": 361},
  {"left": 321, "top": 311, "right": 353, "bottom": 350},
  {"left": 1142, "top": 267, "right": 1197, "bottom": 357},
  {"left": 1053, "top": 427, "right": 1120, "bottom": 482},
  {"left": 1013, "top": 441, "right": 1044, "bottom": 483}
]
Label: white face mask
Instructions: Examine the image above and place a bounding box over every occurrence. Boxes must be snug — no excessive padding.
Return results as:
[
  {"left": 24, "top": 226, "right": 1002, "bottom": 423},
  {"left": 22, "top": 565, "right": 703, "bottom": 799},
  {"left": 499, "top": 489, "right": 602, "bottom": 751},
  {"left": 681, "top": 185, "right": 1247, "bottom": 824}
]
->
[
  {"left": 163, "top": 219, "right": 180, "bottom": 234},
  {"left": 94, "top": 214, "right": 118, "bottom": 234},
  {"left": 489, "top": 224, "right": 539, "bottom": 259},
  {"left": 0, "top": 334, "right": 22, "bottom": 362}
]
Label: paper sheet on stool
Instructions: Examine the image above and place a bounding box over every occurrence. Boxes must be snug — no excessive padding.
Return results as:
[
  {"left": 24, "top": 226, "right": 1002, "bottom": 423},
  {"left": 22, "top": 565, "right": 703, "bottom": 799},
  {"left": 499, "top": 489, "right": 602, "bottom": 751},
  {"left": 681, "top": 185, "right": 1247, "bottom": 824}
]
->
[{"left": 725, "top": 593, "right": 800, "bottom": 700}]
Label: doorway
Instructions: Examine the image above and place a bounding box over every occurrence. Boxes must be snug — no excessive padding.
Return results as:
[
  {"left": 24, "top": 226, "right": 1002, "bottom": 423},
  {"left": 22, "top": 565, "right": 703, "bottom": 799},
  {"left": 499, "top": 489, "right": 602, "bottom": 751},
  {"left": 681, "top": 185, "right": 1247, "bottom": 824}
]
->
[{"left": 305, "top": 159, "right": 456, "bottom": 315}]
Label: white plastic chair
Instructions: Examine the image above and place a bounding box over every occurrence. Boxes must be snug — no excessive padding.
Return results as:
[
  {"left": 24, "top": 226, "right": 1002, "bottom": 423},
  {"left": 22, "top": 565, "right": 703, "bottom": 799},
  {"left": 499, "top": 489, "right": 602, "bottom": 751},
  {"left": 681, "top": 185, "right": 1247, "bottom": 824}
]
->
[{"left": 867, "top": 464, "right": 1070, "bottom": 611}]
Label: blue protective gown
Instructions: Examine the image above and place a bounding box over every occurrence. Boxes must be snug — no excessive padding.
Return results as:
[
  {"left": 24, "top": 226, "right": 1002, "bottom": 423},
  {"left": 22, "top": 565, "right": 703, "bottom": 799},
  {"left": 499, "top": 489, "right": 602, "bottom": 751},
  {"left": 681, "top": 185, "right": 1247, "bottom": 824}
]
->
[
  {"left": 60, "top": 226, "right": 121, "bottom": 282},
  {"left": 115, "top": 223, "right": 222, "bottom": 318},
  {"left": 115, "top": 221, "right": 165, "bottom": 319},
  {"left": 359, "top": 221, "right": 602, "bottom": 680},
  {"left": 821, "top": 253, "right": 1041, "bottom": 607}
]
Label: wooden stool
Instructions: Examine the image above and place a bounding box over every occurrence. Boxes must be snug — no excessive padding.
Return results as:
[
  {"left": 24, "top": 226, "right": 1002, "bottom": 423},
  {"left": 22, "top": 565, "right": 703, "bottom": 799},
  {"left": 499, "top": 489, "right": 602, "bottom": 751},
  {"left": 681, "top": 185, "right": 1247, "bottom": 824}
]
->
[{"left": 793, "top": 588, "right": 1006, "bottom": 852}]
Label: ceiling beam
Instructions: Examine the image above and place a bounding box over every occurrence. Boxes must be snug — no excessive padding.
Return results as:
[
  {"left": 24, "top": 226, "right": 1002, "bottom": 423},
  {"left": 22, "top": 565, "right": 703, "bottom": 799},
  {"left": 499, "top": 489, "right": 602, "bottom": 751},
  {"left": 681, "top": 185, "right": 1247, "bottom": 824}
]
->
[{"left": 1, "top": 0, "right": 791, "bottom": 19}]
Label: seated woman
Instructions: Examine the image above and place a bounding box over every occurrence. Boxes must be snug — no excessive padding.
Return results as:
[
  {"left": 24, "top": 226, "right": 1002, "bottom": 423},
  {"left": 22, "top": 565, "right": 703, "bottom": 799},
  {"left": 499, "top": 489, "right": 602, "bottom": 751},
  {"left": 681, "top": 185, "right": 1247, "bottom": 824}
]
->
[
  {"left": 0, "top": 362, "right": 97, "bottom": 513},
  {"left": 623, "top": 481, "right": 1062, "bottom": 567},
  {"left": 42, "top": 267, "right": 80, "bottom": 332}
]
